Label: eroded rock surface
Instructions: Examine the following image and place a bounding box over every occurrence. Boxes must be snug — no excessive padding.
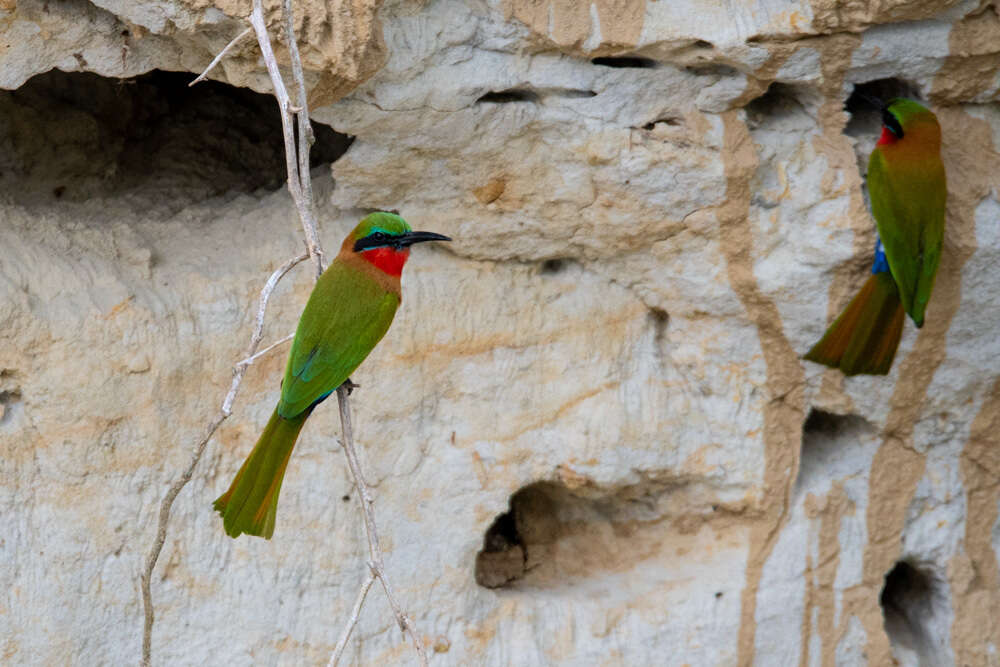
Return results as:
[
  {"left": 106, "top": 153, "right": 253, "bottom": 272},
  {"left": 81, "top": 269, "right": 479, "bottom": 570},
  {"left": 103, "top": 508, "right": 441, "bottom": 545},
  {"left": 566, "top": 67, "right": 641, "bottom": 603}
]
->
[{"left": 2, "top": 0, "right": 1000, "bottom": 665}]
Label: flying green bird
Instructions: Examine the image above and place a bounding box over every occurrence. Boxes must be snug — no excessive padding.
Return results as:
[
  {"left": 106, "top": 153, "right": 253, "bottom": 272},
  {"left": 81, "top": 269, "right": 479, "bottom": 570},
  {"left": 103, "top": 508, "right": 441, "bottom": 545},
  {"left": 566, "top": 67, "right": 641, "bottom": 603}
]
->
[
  {"left": 214, "top": 212, "right": 450, "bottom": 538},
  {"left": 805, "top": 98, "right": 946, "bottom": 375}
]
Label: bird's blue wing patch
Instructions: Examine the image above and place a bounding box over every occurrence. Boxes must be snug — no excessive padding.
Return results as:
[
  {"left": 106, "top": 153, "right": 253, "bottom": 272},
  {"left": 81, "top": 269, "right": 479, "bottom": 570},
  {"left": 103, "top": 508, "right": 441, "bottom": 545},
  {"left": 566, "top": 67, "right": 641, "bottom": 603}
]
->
[{"left": 871, "top": 237, "right": 890, "bottom": 275}]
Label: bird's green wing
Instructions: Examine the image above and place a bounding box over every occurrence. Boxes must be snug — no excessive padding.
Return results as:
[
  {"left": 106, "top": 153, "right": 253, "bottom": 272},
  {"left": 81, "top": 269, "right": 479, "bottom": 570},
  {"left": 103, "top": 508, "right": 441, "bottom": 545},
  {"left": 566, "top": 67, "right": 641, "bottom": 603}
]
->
[
  {"left": 867, "top": 150, "right": 946, "bottom": 327},
  {"left": 277, "top": 263, "right": 400, "bottom": 418}
]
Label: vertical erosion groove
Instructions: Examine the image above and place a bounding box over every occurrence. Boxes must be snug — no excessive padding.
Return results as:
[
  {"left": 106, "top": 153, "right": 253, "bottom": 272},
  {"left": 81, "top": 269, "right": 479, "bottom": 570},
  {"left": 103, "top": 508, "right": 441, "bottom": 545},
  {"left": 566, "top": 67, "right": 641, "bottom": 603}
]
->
[{"left": 716, "top": 110, "right": 807, "bottom": 666}]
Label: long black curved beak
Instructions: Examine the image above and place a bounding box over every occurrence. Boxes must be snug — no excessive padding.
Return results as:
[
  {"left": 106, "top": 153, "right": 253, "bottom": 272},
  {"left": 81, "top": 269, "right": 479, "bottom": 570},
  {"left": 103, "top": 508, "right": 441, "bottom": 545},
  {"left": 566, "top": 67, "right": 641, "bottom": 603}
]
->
[{"left": 397, "top": 231, "right": 452, "bottom": 247}]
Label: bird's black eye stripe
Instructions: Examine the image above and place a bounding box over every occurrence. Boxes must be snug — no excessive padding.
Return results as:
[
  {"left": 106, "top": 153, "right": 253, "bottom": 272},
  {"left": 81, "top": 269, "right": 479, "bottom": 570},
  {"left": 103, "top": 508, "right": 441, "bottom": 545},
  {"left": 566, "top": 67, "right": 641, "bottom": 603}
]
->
[
  {"left": 882, "top": 109, "right": 904, "bottom": 139},
  {"left": 353, "top": 230, "right": 395, "bottom": 252}
]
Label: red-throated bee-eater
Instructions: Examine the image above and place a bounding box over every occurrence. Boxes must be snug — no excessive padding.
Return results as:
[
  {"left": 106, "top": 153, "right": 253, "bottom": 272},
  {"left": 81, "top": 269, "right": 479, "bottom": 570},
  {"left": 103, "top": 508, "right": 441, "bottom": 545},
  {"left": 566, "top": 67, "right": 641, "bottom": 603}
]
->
[
  {"left": 214, "top": 212, "right": 450, "bottom": 538},
  {"left": 805, "top": 98, "right": 946, "bottom": 375}
]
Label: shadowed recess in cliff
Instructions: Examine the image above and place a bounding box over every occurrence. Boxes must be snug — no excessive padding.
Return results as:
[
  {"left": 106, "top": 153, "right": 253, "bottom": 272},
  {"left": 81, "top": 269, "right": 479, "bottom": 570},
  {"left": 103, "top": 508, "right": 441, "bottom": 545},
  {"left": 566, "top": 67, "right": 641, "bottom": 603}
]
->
[
  {"left": 475, "top": 479, "right": 742, "bottom": 591},
  {"left": 591, "top": 55, "right": 660, "bottom": 69},
  {"left": 795, "top": 409, "right": 874, "bottom": 494},
  {"left": 476, "top": 87, "right": 596, "bottom": 105},
  {"left": 745, "top": 81, "right": 818, "bottom": 127},
  {"left": 843, "top": 78, "right": 922, "bottom": 181},
  {"left": 844, "top": 78, "right": 922, "bottom": 139},
  {"left": 476, "top": 89, "right": 540, "bottom": 104},
  {"left": 0, "top": 389, "right": 21, "bottom": 428},
  {"left": 0, "top": 69, "right": 354, "bottom": 206},
  {"left": 880, "top": 560, "right": 952, "bottom": 666}
]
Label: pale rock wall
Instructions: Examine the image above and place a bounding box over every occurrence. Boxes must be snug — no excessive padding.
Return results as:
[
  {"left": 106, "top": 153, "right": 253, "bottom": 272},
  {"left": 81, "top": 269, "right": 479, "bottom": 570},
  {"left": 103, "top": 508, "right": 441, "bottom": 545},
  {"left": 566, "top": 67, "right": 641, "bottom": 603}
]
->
[{"left": 2, "top": 0, "right": 1000, "bottom": 665}]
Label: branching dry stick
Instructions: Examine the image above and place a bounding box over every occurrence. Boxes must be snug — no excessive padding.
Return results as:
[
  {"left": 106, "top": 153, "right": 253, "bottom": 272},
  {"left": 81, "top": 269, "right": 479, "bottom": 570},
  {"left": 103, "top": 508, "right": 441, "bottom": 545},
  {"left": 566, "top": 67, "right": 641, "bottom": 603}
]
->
[
  {"left": 334, "top": 388, "right": 430, "bottom": 666},
  {"left": 189, "top": 26, "right": 253, "bottom": 87},
  {"left": 140, "top": 252, "right": 308, "bottom": 667},
  {"left": 250, "top": 0, "right": 324, "bottom": 279},
  {"left": 328, "top": 571, "right": 377, "bottom": 667},
  {"left": 235, "top": 332, "right": 295, "bottom": 369},
  {"left": 281, "top": 0, "right": 320, "bottom": 263}
]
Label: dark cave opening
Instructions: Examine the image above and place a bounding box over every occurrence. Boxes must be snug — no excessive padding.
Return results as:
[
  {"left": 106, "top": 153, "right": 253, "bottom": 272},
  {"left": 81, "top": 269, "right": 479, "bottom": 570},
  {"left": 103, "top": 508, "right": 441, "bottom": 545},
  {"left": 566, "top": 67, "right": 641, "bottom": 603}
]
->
[
  {"left": 591, "top": 55, "right": 660, "bottom": 69},
  {"left": 476, "top": 88, "right": 541, "bottom": 104},
  {"left": 880, "top": 559, "right": 946, "bottom": 664},
  {"left": 844, "top": 77, "right": 921, "bottom": 138},
  {"left": 0, "top": 69, "right": 354, "bottom": 205},
  {"left": 746, "top": 81, "right": 810, "bottom": 123}
]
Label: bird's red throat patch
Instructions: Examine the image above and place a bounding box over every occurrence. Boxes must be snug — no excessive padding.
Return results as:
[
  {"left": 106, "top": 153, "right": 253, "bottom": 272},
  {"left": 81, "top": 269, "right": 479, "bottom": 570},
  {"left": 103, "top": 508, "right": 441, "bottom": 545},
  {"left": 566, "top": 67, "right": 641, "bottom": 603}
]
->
[
  {"left": 361, "top": 246, "right": 410, "bottom": 276},
  {"left": 877, "top": 126, "right": 898, "bottom": 146}
]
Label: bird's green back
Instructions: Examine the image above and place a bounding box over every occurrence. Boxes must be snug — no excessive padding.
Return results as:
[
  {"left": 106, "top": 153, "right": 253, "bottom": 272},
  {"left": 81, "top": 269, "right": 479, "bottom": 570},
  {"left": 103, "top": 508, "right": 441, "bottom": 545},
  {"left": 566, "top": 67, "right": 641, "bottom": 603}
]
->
[
  {"left": 867, "top": 99, "right": 946, "bottom": 327},
  {"left": 278, "top": 261, "right": 400, "bottom": 418}
]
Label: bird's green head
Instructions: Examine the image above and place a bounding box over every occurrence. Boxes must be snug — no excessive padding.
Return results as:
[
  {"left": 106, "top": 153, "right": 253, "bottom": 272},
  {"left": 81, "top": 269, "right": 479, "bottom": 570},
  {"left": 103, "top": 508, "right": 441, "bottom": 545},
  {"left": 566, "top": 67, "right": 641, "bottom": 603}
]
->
[
  {"left": 878, "top": 98, "right": 940, "bottom": 147},
  {"left": 344, "top": 212, "right": 451, "bottom": 277}
]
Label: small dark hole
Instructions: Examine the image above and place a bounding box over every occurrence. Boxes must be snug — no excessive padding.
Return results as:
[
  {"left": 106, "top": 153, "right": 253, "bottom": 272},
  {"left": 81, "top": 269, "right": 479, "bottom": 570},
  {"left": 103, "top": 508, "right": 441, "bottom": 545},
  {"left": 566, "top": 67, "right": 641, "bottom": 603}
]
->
[
  {"left": 482, "top": 510, "right": 522, "bottom": 553},
  {"left": 341, "top": 495, "right": 350, "bottom": 502},
  {"left": 0, "top": 390, "right": 21, "bottom": 426},
  {"left": 686, "top": 64, "right": 740, "bottom": 77},
  {"left": 844, "top": 78, "right": 921, "bottom": 139},
  {"left": 693, "top": 40, "right": 713, "bottom": 49},
  {"left": 803, "top": 408, "right": 846, "bottom": 435},
  {"left": 649, "top": 307, "right": 669, "bottom": 347},
  {"left": 881, "top": 561, "right": 930, "bottom": 614},
  {"left": 475, "top": 505, "right": 527, "bottom": 589},
  {"left": 591, "top": 56, "right": 659, "bottom": 69},
  {"left": 642, "top": 117, "right": 681, "bottom": 130},
  {"left": 541, "top": 259, "right": 565, "bottom": 274},
  {"left": 845, "top": 78, "right": 921, "bottom": 115},
  {"left": 715, "top": 591, "right": 723, "bottom": 598},
  {"left": 746, "top": 81, "right": 804, "bottom": 119},
  {"left": 476, "top": 89, "right": 539, "bottom": 104}
]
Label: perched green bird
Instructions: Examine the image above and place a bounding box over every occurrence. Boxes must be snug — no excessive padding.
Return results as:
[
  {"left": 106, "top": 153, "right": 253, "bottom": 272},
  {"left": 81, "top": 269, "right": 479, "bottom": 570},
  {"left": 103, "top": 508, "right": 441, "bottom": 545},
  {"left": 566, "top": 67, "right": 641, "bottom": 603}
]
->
[
  {"left": 214, "top": 212, "right": 450, "bottom": 538},
  {"left": 805, "top": 98, "right": 946, "bottom": 375}
]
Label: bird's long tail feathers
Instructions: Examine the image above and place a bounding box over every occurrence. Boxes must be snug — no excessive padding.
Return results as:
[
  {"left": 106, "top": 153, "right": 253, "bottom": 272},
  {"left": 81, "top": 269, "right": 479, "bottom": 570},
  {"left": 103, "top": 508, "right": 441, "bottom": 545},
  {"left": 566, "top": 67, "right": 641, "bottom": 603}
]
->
[
  {"left": 804, "top": 272, "right": 905, "bottom": 376},
  {"left": 213, "top": 406, "right": 309, "bottom": 539}
]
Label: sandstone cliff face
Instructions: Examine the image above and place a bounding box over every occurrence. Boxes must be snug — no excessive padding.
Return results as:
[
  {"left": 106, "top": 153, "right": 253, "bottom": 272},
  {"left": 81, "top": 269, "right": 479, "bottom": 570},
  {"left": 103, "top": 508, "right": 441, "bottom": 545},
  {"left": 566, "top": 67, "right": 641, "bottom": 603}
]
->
[{"left": 3, "top": 0, "right": 1000, "bottom": 665}]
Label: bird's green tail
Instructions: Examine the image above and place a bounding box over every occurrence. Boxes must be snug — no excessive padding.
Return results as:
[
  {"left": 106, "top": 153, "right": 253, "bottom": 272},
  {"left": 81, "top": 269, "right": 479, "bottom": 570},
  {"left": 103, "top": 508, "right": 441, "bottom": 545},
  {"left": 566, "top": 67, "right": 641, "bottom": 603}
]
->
[
  {"left": 213, "top": 406, "right": 309, "bottom": 539},
  {"left": 804, "top": 272, "right": 905, "bottom": 376}
]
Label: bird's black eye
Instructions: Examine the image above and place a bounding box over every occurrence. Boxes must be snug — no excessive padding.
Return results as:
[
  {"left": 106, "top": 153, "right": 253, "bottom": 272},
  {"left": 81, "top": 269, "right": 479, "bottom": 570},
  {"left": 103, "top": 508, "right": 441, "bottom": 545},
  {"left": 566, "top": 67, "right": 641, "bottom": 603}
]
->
[
  {"left": 369, "top": 232, "right": 387, "bottom": 243},
  {"left": 882, "top": 108, "right": 904, "bottom": 139}
]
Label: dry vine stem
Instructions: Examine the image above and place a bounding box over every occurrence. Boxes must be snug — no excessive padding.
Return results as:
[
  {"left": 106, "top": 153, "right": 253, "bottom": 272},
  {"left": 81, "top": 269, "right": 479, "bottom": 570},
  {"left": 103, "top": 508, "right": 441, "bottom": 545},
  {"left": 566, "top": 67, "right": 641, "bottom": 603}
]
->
[
  {"left": 140, "top": 252, "right": 307, "bottom": 666},
  {"left": 329, "top": 571, "right": 377, "bottom": 667},
  {"left": 141, "top": 1, "right": 427, "bottom": 665},
  {"left": 331, "top": 388, "right": 430, "bottom": 666},
  {"left": 189, "top": 26, "right": 252, "bottom": 87},
  {"left": 249, "top": 0, "right": 324, "bottom": 279}
]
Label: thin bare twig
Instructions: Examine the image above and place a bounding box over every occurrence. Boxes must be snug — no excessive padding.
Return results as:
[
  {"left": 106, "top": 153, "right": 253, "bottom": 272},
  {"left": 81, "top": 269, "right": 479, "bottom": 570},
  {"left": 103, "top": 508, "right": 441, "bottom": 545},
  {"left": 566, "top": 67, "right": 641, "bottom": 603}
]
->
[
  {"left": 140, "top": 252, "right": 308, "bottom": 666},
  {"left": 281, "top": 0, "right": 320, "bottom": 275},
  {"left": 235, "top": 332, "right": 295, "bottom": 369},
  {"left": 189, "top": 27, "right": 253, "bottom": 87},
  {"left": 250, "top": 0, "right": 324, "bottom": 278},
  {"left": 334, "top": 388, "right": 429, "bottom": 665},
  {"left": 328, "top": 571, "right": 377, "bottom": 667}
]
